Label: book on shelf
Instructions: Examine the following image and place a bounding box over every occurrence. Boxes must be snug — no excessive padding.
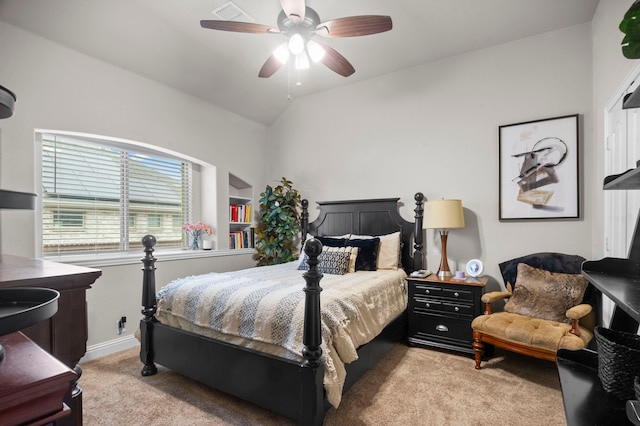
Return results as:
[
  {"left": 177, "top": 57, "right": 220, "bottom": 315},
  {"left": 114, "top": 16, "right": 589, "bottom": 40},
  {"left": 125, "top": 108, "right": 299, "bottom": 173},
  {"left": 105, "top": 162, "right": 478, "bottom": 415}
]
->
[
  {"left": 229, "top": 204, "right": 251, "bottom": 223},
  {"left": 229, "top": 228, "right": 255, "bottom": 249}
]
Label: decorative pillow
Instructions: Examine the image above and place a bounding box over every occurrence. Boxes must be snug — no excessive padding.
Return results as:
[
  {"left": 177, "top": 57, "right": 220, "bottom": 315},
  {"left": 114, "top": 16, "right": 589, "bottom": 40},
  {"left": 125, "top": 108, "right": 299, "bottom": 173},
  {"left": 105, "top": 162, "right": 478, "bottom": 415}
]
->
[
  {"left": 297, "top": 248, "right": 351, "bottom": 275},
  {"left": 499, "top": 252, "right": 585, "bottom": 289},
  {"left": 350, "top": 232, "right": 400, "bottom": 270},
  {"left": 346, "top": 238, "right": 380, "bottom": 271},
  {"left": 504, "top": 263, "right": 589, "bottom": 323},
  {"left": 316, "top": 236, "right": 348, "bottom": 247},
  {"left": 325, "top": 246, "right": 359, "bottom": 273},
  {"left": 299, "top": 236, "right": 349, "bottom": 267}
]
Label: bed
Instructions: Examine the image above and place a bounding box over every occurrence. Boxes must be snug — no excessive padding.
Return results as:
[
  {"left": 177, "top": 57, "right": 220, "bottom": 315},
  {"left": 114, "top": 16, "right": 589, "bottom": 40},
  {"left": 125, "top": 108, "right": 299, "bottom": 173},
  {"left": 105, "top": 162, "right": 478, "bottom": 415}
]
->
[{"left": 139, "top": 194, "right": 425, "bottom": 425}]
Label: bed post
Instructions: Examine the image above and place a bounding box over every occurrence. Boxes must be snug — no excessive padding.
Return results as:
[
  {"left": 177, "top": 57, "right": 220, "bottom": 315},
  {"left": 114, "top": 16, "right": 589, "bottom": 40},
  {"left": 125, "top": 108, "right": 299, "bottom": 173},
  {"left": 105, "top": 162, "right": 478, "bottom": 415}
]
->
[
  {"left": 413, "top": 192, "right": 425, "bottom": 271},
  {"left": 299, "top": 238, "right": 325, "bottom": 426},
  {"left": 301, "top": 199, "right": 309, "bottom": 245},
  {"left": 140, "top": 234, "right": 158, "bottom": 376}
]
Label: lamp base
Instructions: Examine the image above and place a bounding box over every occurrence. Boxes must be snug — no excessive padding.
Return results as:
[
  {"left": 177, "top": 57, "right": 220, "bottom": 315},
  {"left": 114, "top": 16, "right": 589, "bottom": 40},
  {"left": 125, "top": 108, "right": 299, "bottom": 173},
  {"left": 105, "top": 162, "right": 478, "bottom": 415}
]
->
[{"left": 437, "top": 270, "right": 453, "bottom": 279}]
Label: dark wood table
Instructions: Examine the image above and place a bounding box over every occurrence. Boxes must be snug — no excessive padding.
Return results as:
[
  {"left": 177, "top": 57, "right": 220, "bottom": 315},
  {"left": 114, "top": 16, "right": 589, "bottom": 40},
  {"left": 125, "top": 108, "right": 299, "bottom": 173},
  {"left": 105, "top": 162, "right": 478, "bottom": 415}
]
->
[
  {"left": 0, "top": 254, "right": 101, "bottom": 425},
  {"left": 0, "top": 331, "right": 77, "bottom": 425}
]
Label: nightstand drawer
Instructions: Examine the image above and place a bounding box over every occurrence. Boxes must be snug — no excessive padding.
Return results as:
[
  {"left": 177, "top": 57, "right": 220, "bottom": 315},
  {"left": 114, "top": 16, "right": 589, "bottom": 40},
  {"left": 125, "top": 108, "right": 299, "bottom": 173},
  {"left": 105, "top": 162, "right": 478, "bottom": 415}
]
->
[
  {"left": 412, "top": 297, "right": 473, "bottom": 317},
  {"left": 412, "top": 284, "right": 445, "bottom": 298},
  {"left": 411, "top": 284, "right": 474, "bottom": 302},
  {"left": 408, "top": 313, "right": 472, "bottom": 344}
]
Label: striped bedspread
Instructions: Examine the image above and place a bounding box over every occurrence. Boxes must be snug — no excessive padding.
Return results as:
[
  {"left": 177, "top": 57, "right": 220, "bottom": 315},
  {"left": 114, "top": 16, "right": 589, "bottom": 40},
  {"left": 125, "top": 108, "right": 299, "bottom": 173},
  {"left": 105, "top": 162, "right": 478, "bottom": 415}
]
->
[{"left": 155, "top": 261, "right": 407, "bottom": 407}]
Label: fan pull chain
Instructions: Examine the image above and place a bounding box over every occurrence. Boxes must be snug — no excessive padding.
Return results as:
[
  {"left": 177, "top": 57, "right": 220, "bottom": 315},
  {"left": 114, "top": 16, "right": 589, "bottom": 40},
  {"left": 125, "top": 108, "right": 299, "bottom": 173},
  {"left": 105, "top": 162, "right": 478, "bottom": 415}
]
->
[{"left": 287, "top": 60, "right": 292, "bottom": 100}]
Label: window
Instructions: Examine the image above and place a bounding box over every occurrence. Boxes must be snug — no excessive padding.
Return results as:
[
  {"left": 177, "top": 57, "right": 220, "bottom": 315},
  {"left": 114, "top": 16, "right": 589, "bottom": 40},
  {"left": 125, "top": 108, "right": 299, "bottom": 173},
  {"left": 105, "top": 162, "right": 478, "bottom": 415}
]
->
[
  {"left": 53, "top": 210, "right": 84, "bottom": 228},
  {"left": 41, "top": 133, "right": 193, "bottom": 255},
  {"left": 148, "top": 214, "right": 161, "bottom": 228}
]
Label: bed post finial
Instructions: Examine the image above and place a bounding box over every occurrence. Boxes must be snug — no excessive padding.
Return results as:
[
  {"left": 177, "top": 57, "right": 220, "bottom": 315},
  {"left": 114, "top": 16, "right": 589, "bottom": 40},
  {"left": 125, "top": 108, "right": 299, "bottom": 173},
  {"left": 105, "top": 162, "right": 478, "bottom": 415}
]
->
[
  {"left": 140, "top": 234, "right": 158, "bottom": 376},
  {"left": 413, "top": 192, "right": 425, "bottom": 271},
  {"left": 301, "top": 238, "right": 323, "bottom": 368},
  {"left": 301, "top": 199, "right": 309, "bottom": 246}
]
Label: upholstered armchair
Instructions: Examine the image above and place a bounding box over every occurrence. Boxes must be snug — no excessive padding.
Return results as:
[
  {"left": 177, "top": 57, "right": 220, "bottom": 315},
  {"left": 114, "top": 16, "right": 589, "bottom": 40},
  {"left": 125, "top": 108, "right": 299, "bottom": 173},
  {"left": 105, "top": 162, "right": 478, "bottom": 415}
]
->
[{"left": 471, "top": 253, "right": 596, "bottom": 369}]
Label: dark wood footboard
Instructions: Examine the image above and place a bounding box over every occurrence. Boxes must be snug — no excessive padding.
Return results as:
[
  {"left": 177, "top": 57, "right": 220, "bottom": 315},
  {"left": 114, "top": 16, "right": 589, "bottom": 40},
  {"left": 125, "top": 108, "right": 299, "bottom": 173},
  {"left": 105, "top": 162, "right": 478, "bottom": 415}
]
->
[{"left": 139, "top": 234, "right": 326, "bottom": 425}]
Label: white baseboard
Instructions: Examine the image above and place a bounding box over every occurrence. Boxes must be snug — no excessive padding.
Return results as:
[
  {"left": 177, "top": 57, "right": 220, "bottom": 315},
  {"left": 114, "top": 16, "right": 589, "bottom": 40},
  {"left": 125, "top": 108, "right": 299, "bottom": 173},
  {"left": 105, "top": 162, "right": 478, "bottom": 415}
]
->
[{"left": 80, "top": 334, "right": 139, "bottom": 363}]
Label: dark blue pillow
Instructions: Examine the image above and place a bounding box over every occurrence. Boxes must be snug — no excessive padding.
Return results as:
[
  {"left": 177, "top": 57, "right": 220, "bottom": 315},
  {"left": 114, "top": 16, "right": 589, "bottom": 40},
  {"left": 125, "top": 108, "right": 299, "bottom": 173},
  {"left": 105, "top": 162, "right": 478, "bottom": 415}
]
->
[
  {"left": 347, "top": 238, "right": 380, "bottom": 271},
  {"left": 316, "top": 236, "right": 348, "bottom": 247}
]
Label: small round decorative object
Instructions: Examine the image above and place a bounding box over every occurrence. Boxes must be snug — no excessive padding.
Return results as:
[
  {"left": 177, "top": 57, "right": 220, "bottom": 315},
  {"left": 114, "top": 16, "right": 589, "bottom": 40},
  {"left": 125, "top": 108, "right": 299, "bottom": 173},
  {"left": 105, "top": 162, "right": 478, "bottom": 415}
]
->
[{"left": 466, "top": 259, "right": 484, "bottom": 278}]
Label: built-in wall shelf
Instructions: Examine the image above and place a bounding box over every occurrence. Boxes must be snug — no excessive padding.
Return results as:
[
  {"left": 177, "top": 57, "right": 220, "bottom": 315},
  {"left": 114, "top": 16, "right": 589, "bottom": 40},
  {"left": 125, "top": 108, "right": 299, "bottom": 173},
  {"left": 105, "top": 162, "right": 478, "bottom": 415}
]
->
[{"left": 228, "top": 174, "right": 254, "bottom": 250}]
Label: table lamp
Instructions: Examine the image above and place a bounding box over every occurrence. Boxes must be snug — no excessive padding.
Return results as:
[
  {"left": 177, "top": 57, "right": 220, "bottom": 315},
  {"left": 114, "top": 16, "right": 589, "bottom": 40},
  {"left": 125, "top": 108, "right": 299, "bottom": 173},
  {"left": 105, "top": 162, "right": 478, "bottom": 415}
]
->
[{"left": 424, "top": 199, "right": 465, "bottom": 278}]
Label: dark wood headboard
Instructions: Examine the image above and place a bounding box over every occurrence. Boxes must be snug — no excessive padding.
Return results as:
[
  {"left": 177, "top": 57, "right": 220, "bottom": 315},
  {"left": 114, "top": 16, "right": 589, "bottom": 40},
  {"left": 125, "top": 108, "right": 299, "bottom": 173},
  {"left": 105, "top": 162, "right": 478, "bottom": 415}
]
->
[{"left": 301, "top": 194, "right": 425, "bottom": 272}]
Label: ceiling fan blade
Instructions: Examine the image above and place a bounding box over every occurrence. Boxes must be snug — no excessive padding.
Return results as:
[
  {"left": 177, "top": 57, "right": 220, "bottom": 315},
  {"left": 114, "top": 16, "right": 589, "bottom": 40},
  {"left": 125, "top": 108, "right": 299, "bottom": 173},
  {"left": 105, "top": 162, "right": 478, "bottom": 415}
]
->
[
  {"left": 315, "top": 42, "right": 355, "bottom": 77},
  {"left": 258, "top": 54, "right": 284, "bottom": 78},
  {"left": 280, "top": 0, "right": 306, "bottom": 24},
  {"left": 200, "top": 20, "right": 279, "bottom": 34},
  {"left": 316, "top": 15, "right": 392, "bottom": 37}
]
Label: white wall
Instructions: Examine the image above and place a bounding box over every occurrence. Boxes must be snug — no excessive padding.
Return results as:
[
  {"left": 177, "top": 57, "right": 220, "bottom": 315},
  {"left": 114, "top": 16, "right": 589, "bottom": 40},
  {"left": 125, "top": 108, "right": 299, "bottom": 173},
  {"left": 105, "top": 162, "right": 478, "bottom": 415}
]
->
[
  {"left": 0, "top": 21, "right": 267, "bottom": 345},
  {"left": 269, "top": 23, "right": 594, "bottom": 290}
]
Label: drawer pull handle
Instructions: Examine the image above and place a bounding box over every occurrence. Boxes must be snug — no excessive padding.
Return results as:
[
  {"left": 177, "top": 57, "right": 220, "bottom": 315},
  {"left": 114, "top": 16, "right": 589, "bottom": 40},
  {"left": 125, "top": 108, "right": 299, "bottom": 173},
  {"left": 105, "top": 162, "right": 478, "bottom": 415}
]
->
[
  {"left": 454, "top": 292, "right": 459, "bottom": 297},
  {"left": 424, "top": 289, "right": 430, "bottom": 294},
  {"left": 454, "top": 307, "right": 459, "bottom": 312},
  {"left": 436, "top": 325, "right": 449, "bottom": 332},
  {"left": 425, "top": 303, "right": 430, "bottom": 308}
]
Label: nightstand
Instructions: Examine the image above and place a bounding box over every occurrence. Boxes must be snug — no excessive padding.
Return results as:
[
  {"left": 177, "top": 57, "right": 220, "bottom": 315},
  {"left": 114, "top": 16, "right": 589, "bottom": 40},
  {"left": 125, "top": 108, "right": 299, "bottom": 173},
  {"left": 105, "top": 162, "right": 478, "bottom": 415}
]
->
[{"left": 407, "top": 274, "right": 487, "bottom": 354}]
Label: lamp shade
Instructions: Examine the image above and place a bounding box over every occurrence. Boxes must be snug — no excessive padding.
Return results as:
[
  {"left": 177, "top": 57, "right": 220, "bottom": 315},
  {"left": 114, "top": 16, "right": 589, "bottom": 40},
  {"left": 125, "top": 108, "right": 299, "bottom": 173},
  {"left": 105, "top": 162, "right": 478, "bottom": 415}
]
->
[{"left": 424, "top": 199, "right": 465, "bottom": 229}]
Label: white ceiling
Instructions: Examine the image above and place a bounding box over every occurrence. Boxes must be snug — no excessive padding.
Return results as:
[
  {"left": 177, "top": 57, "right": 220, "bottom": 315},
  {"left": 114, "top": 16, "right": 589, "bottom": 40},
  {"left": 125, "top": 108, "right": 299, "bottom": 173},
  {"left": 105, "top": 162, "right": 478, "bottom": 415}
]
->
[{"left": 0, "top": 0, "right": 600, "bottom": 126}]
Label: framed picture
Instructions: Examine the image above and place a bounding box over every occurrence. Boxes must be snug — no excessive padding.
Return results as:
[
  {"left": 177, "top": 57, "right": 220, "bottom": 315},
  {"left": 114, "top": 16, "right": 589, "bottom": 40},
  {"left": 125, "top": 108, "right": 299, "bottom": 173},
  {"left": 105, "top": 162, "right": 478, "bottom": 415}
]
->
[{"left": 499, "top": 114, "right": 579, "bottom": 221}]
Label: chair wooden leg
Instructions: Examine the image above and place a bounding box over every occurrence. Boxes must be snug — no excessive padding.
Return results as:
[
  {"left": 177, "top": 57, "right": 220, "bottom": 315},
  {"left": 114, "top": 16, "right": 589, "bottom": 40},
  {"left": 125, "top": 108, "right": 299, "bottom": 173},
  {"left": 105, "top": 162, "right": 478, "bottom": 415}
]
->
[{"left": 472, "top": 331, "right": 484, "bottom": 369}]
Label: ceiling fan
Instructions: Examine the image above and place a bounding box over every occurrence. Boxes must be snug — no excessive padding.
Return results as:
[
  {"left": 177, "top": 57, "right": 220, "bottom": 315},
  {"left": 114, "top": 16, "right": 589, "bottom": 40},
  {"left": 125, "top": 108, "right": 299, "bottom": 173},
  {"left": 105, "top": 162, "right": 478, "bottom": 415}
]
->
[{"left": 200, "top": 0, "right": 392, "bottom": 78}]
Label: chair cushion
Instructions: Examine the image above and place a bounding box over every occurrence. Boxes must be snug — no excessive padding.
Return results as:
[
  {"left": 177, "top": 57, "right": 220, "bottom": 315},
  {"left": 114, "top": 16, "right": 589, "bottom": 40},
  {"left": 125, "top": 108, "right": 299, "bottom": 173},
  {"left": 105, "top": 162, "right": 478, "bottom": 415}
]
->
[
  {"left": 504, "top": 263, "right": 588, "bottom": 323},
  {"left": 472, "top": 312, "right": 593, "bottom": 351}
]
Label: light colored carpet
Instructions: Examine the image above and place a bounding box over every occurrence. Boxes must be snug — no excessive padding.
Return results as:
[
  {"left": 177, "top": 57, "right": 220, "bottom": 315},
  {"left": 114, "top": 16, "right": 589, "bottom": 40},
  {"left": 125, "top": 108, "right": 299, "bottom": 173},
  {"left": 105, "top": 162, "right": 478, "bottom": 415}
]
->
[{"left": 80, "top": 344, "right": 566, "bottom": 425}]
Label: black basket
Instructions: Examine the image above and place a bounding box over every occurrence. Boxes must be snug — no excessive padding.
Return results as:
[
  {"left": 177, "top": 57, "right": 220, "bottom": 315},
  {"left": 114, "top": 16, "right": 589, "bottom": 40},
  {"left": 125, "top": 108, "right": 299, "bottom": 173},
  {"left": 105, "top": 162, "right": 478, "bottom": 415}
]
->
[{"left": 595, "top": 326, "right": 640, "bottom": 400}]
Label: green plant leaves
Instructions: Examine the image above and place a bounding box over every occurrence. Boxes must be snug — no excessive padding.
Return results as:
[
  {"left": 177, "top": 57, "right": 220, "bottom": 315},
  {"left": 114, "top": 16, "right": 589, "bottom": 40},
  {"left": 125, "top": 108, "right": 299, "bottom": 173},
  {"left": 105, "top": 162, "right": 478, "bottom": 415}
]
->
[
  {"left": 620, "top": 0, "right": 640, "bottom": 59},
  {"left": 254, "top": 177, "right": 301, "bottom": 266}
]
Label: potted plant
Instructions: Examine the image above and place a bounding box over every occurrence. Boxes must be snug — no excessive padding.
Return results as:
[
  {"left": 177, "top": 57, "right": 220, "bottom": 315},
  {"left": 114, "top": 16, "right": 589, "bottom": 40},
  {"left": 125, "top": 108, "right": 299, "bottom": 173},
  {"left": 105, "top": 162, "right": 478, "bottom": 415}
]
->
[
  {"left": 621, "top": 1, "right": 640, "bottom": 59},
  {"left": 254, "top": 177, "right": 302, "bottom": 266}
]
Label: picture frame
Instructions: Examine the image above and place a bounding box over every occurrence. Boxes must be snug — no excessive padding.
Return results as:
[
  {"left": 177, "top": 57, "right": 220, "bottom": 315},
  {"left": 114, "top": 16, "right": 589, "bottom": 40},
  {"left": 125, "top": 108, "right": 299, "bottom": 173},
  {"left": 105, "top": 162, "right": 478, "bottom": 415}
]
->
[{"left": 499, "top": 114, "right": 579, "bottom": 221}]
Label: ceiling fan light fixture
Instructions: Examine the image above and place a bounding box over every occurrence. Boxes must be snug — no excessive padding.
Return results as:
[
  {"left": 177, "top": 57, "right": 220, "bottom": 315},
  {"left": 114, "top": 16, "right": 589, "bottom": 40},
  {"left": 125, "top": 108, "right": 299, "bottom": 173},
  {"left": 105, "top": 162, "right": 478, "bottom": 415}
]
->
[
  {"left": 295, "top": 53, "right": 310, "bottom": 70},
  {"left": 306, "top": 40, "right": 325, "bottom": 63},
  {"left": 274, "top": 43, "right": 290, "bottom": 64},
  {"left": 288, "top": 33, "right": 305, "bottom": 55}
]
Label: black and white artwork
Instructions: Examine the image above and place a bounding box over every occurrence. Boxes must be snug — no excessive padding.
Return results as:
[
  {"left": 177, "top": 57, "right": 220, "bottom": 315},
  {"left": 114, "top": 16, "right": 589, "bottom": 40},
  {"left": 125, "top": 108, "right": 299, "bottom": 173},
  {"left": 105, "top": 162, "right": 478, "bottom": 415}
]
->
[{"left": 499, "top": 114, "right": 579, "bottom": 220}]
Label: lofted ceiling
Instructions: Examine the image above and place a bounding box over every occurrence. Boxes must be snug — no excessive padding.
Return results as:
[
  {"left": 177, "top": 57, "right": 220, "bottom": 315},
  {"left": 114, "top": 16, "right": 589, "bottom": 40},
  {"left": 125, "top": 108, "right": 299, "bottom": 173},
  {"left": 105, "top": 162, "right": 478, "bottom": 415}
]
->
[{"left": 0, "top": 0, "right": 600, "bottom": 126}]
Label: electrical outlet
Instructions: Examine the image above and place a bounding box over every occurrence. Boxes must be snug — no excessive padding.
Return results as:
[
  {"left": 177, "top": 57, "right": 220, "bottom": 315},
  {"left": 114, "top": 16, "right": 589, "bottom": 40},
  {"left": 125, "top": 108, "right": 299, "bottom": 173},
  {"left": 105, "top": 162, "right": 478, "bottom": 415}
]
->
[{"left": 116, "top": 316, "right": 127, "bottom": 335}]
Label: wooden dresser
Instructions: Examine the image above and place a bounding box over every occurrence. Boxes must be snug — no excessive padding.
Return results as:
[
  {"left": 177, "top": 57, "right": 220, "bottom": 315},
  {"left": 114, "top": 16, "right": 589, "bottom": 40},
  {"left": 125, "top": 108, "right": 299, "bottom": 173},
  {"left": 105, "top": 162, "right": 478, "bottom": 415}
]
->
[
  {"left": 0, "top": 254, "right": 101, "bottom": 426},
  {"left": 0, "top": 332, "right": 77, "bottom": 425}
]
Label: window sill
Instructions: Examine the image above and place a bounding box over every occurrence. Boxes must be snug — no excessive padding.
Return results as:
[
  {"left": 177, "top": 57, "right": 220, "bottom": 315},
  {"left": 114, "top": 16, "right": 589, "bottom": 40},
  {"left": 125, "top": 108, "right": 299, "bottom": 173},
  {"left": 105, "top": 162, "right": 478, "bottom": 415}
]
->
[{"left": 43, "top": 248, "right": 256, "bottom": 268}]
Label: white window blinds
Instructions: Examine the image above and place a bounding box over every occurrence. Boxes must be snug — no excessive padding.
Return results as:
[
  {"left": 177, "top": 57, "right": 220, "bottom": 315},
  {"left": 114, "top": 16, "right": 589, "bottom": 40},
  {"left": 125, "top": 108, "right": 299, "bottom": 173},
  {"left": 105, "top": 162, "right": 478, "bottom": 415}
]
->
[{"left": 41, "top": 134, "right": 191, "bottom": 254}]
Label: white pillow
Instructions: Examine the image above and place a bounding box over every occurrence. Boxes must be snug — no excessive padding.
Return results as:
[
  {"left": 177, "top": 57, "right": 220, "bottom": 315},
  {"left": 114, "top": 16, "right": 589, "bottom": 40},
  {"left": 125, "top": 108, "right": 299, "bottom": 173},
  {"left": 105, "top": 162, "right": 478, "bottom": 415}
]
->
[{"left": 350, "top": 232, "right": 401, "bottom": 270}]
